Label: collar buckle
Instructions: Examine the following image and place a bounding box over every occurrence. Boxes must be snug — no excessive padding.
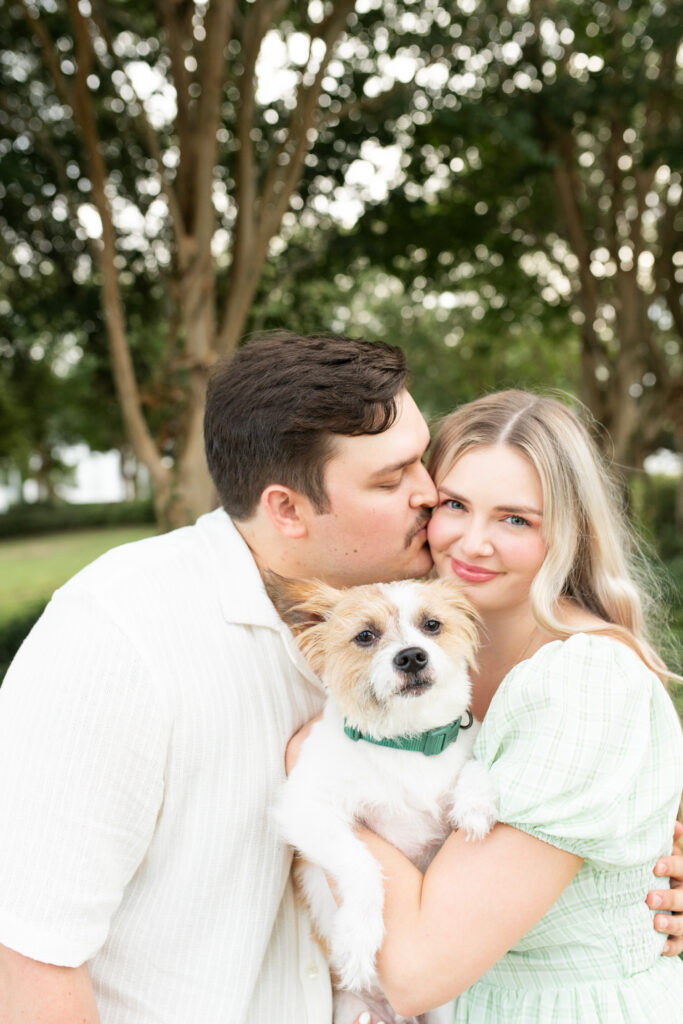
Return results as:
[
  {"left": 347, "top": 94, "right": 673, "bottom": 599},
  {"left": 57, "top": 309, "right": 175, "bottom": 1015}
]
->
[
  {"left": 423, "top": 719, "right": 461, "bottom": 756},
  {"left": 343, "top": 710, "right": 473, "bottom": 756}
]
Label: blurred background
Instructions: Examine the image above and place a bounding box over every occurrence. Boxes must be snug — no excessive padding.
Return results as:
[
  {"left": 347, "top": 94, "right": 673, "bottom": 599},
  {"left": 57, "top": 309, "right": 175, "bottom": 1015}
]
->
[{"left": 0, "top": 0, "right": 681, "bottom": 699}]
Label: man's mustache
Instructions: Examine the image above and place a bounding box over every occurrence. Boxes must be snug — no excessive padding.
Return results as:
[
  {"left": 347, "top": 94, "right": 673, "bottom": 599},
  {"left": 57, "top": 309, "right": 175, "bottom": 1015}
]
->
[{"left": 408, "top": 510, "right": 432, "bottom": 542}]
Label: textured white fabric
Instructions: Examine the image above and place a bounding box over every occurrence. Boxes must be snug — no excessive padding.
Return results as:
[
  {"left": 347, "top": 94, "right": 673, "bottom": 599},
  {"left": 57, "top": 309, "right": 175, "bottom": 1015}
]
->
[{"left": 0, "top": 509, "right": 332, "bottom": 1024}]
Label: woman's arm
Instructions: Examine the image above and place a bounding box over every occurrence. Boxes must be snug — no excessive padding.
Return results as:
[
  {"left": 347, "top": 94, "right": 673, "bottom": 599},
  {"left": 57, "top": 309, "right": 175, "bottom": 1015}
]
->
[{"left": 359, "top": 822, "right": 582, "bottom": 1018}]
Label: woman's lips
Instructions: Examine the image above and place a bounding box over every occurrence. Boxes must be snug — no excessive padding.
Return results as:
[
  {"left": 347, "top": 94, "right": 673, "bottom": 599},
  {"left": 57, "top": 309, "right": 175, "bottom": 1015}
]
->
[{"left": 450, "top": 558, "right": 501, "bottom": 583}]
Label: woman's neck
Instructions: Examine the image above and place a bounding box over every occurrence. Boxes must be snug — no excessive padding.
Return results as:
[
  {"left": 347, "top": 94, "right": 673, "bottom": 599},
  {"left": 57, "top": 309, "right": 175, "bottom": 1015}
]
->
[{"left": 470, "top": 606, "right": 548, "bottom": 720}]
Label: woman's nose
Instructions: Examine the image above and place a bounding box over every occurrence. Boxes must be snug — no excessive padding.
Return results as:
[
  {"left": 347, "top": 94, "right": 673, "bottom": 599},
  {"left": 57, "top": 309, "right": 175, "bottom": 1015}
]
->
[{"left": 460, "top": 520, "right": 494, "bottom": 557}]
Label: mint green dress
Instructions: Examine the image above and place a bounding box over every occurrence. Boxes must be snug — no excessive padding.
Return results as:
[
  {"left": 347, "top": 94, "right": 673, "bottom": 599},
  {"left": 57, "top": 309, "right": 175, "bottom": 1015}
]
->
[{"left": 455, "top": 633, "right": 683, "bottom": 1022}]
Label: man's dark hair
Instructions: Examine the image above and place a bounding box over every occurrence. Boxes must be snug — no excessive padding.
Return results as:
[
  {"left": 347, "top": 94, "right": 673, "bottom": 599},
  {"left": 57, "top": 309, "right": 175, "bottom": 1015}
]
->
[{"left": 204, "top": 330, "right": 408, "bottom": 519}]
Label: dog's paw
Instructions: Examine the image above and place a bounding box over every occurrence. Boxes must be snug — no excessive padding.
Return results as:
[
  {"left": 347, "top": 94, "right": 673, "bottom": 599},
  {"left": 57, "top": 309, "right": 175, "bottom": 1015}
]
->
[
  {"left": 448, "top": 759, "right": 498, "bottom": 841},
  {"left": 453, "top": 803, "right": 497, "bottom": 841},
  {"left": 330, "top": 900, "right": 385, "bottom": 994}
]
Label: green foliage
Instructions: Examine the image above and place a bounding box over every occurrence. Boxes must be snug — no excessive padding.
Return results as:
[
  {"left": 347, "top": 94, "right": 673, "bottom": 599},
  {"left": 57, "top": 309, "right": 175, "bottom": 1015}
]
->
[
  {"left": 0, "top": 499, "right": 155, "bottom": 538},
  {"left": 631, "top": 475, "right": 683, "bottom": 678},
  {"left": 0, "top": 0, "right": 454, "bottom": 509},
  {"left": 0, "top": 601, "right": 46, "bottom": 684}
]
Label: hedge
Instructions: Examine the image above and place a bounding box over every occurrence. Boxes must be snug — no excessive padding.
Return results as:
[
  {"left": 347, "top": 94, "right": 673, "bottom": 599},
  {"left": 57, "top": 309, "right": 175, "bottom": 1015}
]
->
[
  {"left": 0, "top": 601, "right": 47, "bottom": 682},
  {"left": 0, "top": 499, "right": 155, "bottom": 539}
]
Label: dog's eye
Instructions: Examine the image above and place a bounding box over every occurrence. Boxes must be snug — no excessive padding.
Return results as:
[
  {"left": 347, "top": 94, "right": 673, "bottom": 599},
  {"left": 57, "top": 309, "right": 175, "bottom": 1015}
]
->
[
  {"left": 353, "top": 630, "right": 376, "bottom": 647},
  {"left": 422, "top": 618, "right": 442, "bottom": 635}
]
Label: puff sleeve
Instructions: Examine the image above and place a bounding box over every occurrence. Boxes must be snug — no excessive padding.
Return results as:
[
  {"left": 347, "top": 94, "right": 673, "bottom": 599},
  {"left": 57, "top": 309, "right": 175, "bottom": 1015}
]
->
[{"left": 473, "top": 634, "right": 683, "bottom": 869}]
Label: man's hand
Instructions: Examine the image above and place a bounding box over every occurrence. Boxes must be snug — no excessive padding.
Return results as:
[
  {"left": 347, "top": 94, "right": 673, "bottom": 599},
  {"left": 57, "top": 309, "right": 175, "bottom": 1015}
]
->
[
  {"left": 0, "top": 944, "right": 100, "bottom": 1023},
  {"left": 646, "top": 820, "right": 683, "bottom": 956}
]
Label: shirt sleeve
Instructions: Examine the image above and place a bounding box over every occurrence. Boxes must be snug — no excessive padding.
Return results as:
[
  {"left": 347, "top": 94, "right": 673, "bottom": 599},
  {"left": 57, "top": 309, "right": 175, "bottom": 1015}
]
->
[
  {"left": 0, "top": 585, "right": 170, "bottom": 966},
  {"left": 474, "top": 634, "right": 683, "bottom": 869}
]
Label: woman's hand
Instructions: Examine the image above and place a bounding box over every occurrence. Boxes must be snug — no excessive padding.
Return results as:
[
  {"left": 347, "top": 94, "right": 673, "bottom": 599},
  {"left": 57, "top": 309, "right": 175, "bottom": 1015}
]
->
[
  {"left": 647, "top": 820, "right": 683, "bottom": 956},
  {"left": 284, "top": 714, "right": 322, "bottom": 776}
]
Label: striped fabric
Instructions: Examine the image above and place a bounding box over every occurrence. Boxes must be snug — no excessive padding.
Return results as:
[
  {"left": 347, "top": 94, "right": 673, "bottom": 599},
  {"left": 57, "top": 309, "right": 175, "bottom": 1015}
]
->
[
  {"left": 0, "top": 510, "right": 332, "bottom": 1023},
  {"left": 456, "top": 633, "right": 683, "bottom": 1022}
]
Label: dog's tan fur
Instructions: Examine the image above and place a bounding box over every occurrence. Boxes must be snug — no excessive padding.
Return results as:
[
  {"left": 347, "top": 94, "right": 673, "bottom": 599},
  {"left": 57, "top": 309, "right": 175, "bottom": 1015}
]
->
[{"left": 266, "top": 573, "right": 479, "bottom": 735}]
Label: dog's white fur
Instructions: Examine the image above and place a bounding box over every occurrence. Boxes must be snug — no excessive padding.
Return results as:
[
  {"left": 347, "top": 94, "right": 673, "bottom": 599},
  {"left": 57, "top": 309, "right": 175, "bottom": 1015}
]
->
[{"left": 267, "top": 575, "right": 498, "bottom": 1024}]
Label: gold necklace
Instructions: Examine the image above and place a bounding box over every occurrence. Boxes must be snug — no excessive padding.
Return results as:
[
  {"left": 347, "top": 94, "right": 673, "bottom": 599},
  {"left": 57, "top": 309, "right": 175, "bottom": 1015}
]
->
[{"left": 516, "top": 625, "right": 540, "bottom": 666}]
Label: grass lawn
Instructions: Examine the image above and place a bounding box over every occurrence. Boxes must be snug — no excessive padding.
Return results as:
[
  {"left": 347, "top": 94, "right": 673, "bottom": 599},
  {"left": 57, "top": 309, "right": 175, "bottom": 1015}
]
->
[{"left": 0, "top": 525, "right": 157, "bottom": 626}]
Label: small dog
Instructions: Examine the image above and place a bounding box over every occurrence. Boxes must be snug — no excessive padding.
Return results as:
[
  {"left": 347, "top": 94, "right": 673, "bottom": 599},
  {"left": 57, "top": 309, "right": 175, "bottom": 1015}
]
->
[{"left": 266, "top": 574, "right": 498, "bottom": 1024}]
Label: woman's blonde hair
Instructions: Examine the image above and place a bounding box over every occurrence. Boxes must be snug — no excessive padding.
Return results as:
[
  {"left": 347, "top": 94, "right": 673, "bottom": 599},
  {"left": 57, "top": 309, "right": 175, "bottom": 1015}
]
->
[{"left": 428, "top": 389, "right": 672, "bottom": 682}]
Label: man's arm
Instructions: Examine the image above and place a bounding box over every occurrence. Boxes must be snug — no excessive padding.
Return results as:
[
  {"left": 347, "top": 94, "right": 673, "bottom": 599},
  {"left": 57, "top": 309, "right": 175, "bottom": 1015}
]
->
[
  {"left": 0, "top": 944, "right": 100, "bottom": 1023},
  {"left": 647, "top": 820, "right": 683, "bottom": 956}
]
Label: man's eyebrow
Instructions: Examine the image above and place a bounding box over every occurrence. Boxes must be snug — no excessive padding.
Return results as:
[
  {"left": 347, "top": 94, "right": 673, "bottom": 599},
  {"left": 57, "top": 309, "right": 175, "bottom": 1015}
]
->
[
  {"left": 368, "top": 455, "right": 422, "bottom": 481},
  {"left": 438, "top": 486, "right": 542, "bottom": 517}
]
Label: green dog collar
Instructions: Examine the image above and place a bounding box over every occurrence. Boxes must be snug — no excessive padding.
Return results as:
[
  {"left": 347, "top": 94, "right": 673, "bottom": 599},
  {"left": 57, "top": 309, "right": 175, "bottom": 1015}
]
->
[{"left": 343, "top": 710, "right": 473, "bottom": 757}]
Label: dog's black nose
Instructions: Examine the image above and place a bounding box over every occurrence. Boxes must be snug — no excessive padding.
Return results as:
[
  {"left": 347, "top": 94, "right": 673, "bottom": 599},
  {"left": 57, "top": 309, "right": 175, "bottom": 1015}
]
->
[{"left": 393, "top": 646, "right": 428, "bottom": 673}]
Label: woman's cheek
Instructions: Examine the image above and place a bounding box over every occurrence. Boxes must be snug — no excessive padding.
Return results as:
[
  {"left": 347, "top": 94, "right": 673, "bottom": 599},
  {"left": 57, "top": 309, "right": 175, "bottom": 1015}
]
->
[{"left": 427, "top": 514, "right": 450, "bottom": 557}]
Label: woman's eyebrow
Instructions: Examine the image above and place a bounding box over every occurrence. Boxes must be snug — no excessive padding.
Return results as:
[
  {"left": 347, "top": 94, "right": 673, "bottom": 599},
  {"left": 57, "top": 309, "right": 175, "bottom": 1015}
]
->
[{"left": 496, "top": 504, "right": 543, "bottom": 517}]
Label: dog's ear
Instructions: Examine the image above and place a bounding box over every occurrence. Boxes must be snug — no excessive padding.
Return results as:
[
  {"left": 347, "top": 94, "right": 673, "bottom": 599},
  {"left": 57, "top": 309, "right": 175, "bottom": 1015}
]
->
[{"left": 262, "top": 570, "right": 341, "bottom": 634}]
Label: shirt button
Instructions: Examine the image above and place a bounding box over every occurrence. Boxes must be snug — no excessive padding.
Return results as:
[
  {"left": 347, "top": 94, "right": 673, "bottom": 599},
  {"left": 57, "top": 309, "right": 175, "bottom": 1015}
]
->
[{"left": 306, "top": 964, "right": 319, "bottom": 979}]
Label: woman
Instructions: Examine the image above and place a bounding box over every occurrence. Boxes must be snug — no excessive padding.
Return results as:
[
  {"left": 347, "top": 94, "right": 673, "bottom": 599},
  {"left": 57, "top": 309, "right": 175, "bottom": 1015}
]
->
[{"left": 301, "top": 390, "right": 683, "bottom": 1022}]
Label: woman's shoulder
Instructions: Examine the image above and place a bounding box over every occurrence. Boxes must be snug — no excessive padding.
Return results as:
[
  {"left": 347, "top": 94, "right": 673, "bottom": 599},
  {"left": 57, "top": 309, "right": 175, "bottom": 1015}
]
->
[
  {"left": 505, "top": 628, "right": 657, "bottom": 703},
  {"left": 480, "top": 630, "right": 675, "bottom": 772},
  {"left": 555, "top": 600, "right": 606, "bottom": 633}
]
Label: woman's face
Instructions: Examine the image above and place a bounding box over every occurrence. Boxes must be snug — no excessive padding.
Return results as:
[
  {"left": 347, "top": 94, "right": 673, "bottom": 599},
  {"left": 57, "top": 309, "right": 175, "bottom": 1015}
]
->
[{"left": 428, "top": 444, "right": 548, "bottom": 617}]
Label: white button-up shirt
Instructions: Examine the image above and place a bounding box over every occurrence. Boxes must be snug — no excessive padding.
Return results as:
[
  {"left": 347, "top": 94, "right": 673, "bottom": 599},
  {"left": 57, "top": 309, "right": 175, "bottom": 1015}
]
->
[{"left": 0, "top": 509, "right": 332, "bottom": 1023}]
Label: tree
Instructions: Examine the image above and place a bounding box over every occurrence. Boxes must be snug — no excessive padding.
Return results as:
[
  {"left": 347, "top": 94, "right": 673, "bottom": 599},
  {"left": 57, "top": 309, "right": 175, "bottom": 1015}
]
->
[
  {"left": 340, "top": 0, "right": 683, "bottom": 483},
  {"left": 4, "top": 0, "right": 434, "bottom": 527}
]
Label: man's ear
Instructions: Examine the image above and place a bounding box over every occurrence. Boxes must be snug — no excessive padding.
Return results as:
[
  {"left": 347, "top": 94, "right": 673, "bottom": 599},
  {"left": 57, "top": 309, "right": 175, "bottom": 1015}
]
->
[{"left": 260, "top": 485, "right": 310, "bottom": 538}]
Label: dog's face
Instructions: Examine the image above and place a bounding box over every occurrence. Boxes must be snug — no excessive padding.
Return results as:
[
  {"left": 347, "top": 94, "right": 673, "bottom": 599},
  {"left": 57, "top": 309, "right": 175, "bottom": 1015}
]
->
[{"left": 265, "top": 573, "right": 479, "bottom": 738}]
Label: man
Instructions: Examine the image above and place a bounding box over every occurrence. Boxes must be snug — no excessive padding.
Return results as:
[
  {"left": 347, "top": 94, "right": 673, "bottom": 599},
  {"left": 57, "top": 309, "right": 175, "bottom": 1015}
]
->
[
  {"left": 0, "top": 332, "right": 435, "bottom": 1023},
  {"left": 0, "top": 331, "right": 680, "bottom": 1022}
]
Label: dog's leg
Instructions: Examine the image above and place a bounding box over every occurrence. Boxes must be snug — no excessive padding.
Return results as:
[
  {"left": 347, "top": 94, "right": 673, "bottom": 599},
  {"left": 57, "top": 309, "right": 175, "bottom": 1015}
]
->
[
  {"left": 447, "top": 758, "right": 498, "bottom": 841},
  {"left": 277, "top": 786, "right": 387, "bottom": 992}
]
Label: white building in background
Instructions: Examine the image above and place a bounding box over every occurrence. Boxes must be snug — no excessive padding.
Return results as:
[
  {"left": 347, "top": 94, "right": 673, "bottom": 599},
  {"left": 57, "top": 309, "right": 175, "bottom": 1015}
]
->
[{"left": 0, "top": 445, "right": 149, "bottom": 512}]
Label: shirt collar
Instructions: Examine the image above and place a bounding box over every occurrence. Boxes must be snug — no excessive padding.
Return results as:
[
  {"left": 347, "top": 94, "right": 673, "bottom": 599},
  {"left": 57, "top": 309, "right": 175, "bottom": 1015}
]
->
[{"left": 200, "top": 509, "right": 324, "bottom": 691}]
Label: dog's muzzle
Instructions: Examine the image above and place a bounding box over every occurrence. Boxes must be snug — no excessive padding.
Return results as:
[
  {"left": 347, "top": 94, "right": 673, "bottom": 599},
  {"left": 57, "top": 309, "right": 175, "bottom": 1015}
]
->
[{"left": 393, "top": 646, "right": 433, "bottom": 695}]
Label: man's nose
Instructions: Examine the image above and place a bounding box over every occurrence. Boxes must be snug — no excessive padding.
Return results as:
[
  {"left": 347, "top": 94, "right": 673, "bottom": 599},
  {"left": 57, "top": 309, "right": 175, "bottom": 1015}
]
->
[{"left": 410, "top": 463, "right": 438, "bottom": 508}]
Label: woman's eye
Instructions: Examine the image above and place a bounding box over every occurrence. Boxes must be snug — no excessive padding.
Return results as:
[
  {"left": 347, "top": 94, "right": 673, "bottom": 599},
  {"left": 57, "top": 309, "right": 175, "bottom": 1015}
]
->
[
  {"left": 422, "top": 619, "right": 442, "bottom": 635},
  {"left": 505, "top": 514, "right": 530, "bottom": 527},
  {"left": 354, "top": 630, "right": 376, "bottom": 647},
  {"left": 442, "top": 498, "right": 465, "bottom": 511}
]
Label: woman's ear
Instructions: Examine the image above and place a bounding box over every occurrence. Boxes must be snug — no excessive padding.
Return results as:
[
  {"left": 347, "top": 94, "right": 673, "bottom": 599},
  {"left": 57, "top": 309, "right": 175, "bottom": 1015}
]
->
[{"left": 260, "top": 484, "right": 310, "bottom": 539}]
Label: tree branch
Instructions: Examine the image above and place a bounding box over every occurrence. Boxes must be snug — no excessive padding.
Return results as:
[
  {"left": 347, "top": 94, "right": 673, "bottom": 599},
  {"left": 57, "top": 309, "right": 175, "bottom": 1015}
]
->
[
  {"left": 60, "top": 0, "right": 165, "bottom": 486},
  {"left": 193, "top": 0, "right": 236, "bottom": 253},
  {"left": 87, "top": 0, "right": 185, "bottom": 249},
  {"left": 17, "top": 0, "right": 75, "bottom": 110}
]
